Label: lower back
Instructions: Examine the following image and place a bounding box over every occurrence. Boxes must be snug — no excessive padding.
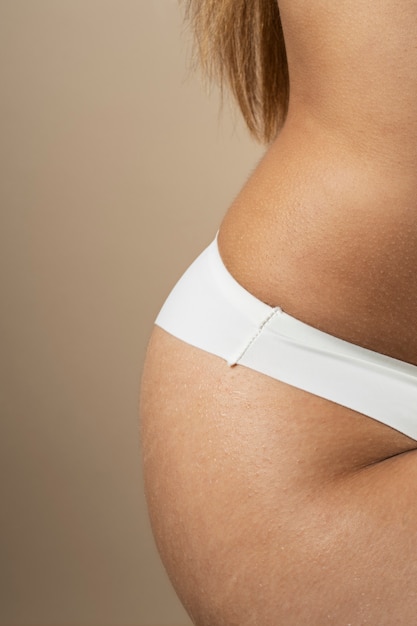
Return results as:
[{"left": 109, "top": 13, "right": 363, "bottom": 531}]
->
[{"left": 218, "top": 112, "right": 417, "bottom": 366}]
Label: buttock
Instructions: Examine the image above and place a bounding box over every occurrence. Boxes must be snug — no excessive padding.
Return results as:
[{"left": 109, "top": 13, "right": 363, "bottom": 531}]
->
[
  {"left": 144, "top": 325, "right": 417, "bottom": 481},
  {"left": 141, "top": 324, "right": 417, "bottom": 625},
  {"left": 141, "top": 234, "right": 417, "bottom": 624}
]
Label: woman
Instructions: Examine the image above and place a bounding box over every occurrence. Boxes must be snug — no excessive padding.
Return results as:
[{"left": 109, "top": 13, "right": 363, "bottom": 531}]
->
[{"left": 140, "top": 1, "right": 417, "bottom": 623}]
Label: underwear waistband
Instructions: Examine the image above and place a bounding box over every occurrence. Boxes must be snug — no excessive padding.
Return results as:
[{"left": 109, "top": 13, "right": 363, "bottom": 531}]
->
[{"left": 155, "top": 237, "right": 417, "bottom": 440}]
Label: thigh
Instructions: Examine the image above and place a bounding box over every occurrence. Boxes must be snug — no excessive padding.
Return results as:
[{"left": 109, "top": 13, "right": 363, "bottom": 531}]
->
[{"left": 140, "top": 327, "right": 417, "bottom": 626}]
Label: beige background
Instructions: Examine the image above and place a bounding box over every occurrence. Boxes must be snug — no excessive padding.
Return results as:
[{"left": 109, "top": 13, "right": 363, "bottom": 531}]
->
[{"left": 1, "top": 1, "right": 262, "bottom": 625}]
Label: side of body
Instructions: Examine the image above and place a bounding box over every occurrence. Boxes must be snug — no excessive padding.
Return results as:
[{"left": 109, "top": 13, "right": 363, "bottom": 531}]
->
[{"left": 141, "top": 2, "right": 417, "bottom": 623}]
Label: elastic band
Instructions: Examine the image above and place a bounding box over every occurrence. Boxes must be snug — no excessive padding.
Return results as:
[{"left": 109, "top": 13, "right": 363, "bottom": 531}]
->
[{"left": 155, "top": 238, "right": 417, "bottom": 440}]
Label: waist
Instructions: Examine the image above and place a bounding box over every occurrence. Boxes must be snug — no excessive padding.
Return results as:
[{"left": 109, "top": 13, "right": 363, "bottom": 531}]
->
[{"left": 218, "top": 122, "right": 417, "bottom": 365}]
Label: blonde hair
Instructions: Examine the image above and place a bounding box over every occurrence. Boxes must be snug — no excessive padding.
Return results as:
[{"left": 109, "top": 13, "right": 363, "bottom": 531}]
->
[{"left": 183, "top": 0, "right": 289, "bottom": 144}]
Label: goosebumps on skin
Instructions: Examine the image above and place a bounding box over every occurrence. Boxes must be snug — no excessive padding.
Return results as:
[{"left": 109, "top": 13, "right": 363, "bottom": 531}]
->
[{"left": 140, "top": 1, "right": 417, "bottom": 624}]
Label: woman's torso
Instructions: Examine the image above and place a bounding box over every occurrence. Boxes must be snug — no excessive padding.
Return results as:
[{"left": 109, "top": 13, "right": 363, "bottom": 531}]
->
[
  {"left": 220, "top": 0, "right": 417, "bottom": 367},
  {"left": 218, "top": 113, "right": 417, "bottom": 366},
  {"left": 141, "top": 3, "right": 417, "bottom": 623}
]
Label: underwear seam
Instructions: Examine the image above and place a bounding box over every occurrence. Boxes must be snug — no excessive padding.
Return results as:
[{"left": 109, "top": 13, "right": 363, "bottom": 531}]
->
[{"left": 227, "top": 307, "right": 282, "bottom": 367}]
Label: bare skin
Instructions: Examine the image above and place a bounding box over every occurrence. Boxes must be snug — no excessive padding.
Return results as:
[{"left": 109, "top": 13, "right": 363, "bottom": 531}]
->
[{"left": 141, "top": 1, "right": 417, "bottom": 623}]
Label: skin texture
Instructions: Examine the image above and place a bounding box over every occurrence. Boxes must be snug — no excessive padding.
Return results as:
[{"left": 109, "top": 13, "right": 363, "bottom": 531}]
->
[
  {"left": 141, "top": 330, "right": 417, "bottom": 625},
  {"left": 141, "top": 1, "right": 417, "bottom": 623}
]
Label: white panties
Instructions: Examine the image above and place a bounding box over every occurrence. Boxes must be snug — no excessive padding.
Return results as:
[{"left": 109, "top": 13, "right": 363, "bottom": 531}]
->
[{"left": 155, "top": 236, "right": 417, "bottom": 441}]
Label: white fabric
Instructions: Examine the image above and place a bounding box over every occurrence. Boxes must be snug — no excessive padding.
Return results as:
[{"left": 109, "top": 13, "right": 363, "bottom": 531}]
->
[{"left": 155, "top": 237, "right": 417, "bottom": 440}]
